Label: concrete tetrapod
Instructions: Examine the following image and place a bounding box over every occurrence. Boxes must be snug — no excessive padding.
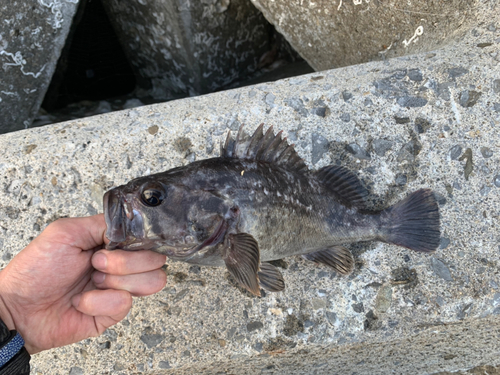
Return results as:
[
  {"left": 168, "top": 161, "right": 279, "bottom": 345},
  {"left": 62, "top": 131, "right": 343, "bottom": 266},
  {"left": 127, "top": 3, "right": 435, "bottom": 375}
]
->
[
  {"left": 0, "top": 0, "right": 79, "bottom": 133},
  {"left": 250, "top": 0, "right": 486, "bottom": 71}
]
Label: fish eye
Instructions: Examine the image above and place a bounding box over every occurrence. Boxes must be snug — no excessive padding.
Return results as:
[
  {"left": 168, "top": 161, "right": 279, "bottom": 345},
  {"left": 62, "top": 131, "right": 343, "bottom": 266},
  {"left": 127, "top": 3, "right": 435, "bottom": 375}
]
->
[{"left": 141, "top": 189, "right": 164, "bottom": 207}]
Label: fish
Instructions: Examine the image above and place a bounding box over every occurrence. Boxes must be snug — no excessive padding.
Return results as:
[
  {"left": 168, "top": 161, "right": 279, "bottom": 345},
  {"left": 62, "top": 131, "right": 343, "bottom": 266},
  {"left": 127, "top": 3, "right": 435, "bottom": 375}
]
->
[{"left": 103, "top": 124, "right": 440, "bottom": 296}]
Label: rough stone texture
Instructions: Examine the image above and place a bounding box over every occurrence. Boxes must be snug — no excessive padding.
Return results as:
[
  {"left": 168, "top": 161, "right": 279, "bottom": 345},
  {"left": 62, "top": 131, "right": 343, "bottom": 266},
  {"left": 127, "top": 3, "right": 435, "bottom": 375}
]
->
[
  {"left": 0, "top": 0, "right": 79, "bottom": 133},
  {"left": 250, "top": 0, "right": 481, "bottom": 71},
  {"left": 101, "top": 0, "right": 272, "bottom": 101},
  {"left": 1, "top": 7, "right": 500, "bottom": 374}
]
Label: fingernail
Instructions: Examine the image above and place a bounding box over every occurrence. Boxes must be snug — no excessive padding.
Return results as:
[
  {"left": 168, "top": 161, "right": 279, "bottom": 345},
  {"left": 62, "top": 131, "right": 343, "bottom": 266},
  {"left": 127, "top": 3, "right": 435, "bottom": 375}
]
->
[
  {"left": 93, "top": 252, "right": 107, "bottom": 270},
  {"left": 93, "top": 272, "right": 106, "bottom": 284},
  {"left": 72, "top": 294, "right": 81, "bottom": 308}
]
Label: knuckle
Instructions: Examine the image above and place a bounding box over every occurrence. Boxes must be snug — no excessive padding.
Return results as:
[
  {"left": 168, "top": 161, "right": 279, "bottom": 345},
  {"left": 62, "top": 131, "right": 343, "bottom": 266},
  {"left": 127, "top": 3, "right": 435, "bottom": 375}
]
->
[
  {"left": 110, "top": 275, "right": 125, "bottom": 290},
  {"left": 152, "top": 251, "right": 167, "bottom": 263},
  {"left": 47, "top": 217, "right": 73, "bottom": 232},
  {"left": 155, "top": 270, "right": 167, "bottom": 291},
  {"left": 79, "top": 292, "right": 93, "bottom": 310},
  {"left": 45, "top": 219, "right": 61, "bottom": 231},
  {"left": 118, "top": 291, "right": 133, "bottom": 310},
  {"left": 92, "top": 251, "right": 108, "bottom": 271},
  {"left": 144, "top": 250, "right": 166, "bottom": 267},
  {"left": 95, "top": 274, "right": 112, "bottom": 289},
  {"left": 107, "top": 251, "right": 128, "bottom": 274},
  {"left": 145, "top": 270, "right": 167, "bottom": 294},
  {"left": 44, "top": 219, "right": 65, "bottom": 236},
  {"left": 44, "top": 218, "right": 77, "bottom": 245}
]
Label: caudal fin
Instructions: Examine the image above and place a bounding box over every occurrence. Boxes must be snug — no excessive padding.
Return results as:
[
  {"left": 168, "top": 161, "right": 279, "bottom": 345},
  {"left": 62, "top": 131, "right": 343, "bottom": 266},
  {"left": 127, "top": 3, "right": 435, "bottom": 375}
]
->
[{"left": 381, "top": 189, "right": 440, "bottom": 252}]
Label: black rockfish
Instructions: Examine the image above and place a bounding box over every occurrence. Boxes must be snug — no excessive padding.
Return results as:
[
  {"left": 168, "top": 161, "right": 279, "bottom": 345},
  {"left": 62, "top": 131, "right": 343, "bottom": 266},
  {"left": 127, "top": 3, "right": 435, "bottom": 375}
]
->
[{"left": 104, "top": 125, "right": 440, "bottom": 296}]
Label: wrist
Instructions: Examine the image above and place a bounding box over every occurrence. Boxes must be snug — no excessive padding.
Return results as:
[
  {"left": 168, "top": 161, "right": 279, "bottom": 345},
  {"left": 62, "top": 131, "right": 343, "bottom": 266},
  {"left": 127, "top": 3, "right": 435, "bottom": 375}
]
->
[
  {"left": 0, "top": 296, "right": 35, "bottom": 355},
  {"left": 0, "top": 295, "right": 15, "bottom": 333}
]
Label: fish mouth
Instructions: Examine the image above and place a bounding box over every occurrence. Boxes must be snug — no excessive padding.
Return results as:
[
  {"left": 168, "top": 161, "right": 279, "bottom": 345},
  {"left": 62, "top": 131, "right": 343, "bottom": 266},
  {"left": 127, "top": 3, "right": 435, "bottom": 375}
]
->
[{"left": 104, "top": 189, "right": 150, "bottom": 251}]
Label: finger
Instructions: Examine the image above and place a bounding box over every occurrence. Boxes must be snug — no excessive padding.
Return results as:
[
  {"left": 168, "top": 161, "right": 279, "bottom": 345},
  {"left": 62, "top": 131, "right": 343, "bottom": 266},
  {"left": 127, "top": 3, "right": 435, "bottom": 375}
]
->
[
  {"left": 92, "top": 249, "right": 166, "bottom": 275},
  {"left": 93, "top": 269, "right": 167, "bottom": 296},
  {"left": 72, "top": 289, "right": 132, "bottom": 319},
  {"left": 42, "top": 214, "right": 108, "bottom": 250}
]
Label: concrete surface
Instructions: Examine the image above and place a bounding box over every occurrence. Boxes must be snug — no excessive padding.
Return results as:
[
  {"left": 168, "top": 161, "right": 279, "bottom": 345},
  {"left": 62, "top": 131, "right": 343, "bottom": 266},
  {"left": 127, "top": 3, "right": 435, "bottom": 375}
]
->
[
  {"left": 250, "top": 0, "right": 481, "bottom": 71},
  {"left": 101, "top": 0, "right": 273, "bottom": 101},
  {"left": 0, "top": 6, "right": 499, "bottom": 375},
  {"left": 0, "top": 0, "right": 79, "bottom": 133}
]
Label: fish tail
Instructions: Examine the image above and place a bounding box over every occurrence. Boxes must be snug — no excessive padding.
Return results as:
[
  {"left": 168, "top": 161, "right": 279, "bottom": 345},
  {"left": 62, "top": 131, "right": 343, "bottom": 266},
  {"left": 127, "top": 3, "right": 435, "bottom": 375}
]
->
[{"left": 380, "top": 189, "right": 440, "bottom": 252}]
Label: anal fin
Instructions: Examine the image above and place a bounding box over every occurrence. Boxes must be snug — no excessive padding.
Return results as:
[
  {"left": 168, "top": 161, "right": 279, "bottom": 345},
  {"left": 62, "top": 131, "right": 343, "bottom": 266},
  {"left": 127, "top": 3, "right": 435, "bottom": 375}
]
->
[
  {"left": 258, "top": 262, "right": 285, "bottom": 292},
  {"left": 223, "top": 233, "right": 261, "bottom": 296},
  {"left": 302, "top": 246, "right": 354, "bottom": 275}
]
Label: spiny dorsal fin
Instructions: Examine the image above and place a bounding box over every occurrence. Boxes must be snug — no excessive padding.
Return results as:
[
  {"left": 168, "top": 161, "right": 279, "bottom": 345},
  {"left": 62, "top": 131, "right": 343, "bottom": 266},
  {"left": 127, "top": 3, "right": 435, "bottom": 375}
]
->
[
  {"left": 221, "top": 124, "right": 308, "bottom": 173},
  {"left": 315, "top": 165, "right": 368, "bottom": 208}
]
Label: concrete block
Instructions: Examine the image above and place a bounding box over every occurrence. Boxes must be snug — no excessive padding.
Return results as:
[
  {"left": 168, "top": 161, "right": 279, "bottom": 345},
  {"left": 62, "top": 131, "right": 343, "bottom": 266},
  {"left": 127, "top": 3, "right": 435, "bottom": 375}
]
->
[
  {"left": 250, "top": 0, "right": 484, "bottom": 71},
  {"left": 0, "top": 0, "right": 79, "bottom": 133},
  {"left": 1, "top": 5, "right": 499, "bottom": 374},
  {"left": 101, "top": 0, "right": 272, "bottom": 100}
]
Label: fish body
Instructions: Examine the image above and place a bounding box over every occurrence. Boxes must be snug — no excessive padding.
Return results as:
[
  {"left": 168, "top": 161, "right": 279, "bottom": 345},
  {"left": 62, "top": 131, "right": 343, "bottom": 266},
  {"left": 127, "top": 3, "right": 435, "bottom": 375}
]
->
[{"left": 104, "top": 125, "right": 440, "bottom": 295}]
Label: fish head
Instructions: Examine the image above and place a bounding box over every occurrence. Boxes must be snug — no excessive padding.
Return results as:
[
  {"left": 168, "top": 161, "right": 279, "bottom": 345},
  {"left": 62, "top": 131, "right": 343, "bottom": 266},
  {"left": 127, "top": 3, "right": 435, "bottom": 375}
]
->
[{"left": 103, "top": 174, "right": 229, "bottom": 257}]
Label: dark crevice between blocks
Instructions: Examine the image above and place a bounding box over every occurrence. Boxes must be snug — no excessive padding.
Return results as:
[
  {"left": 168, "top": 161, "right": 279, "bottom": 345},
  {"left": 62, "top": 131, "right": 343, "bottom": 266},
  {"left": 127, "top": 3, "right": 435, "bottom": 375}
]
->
[
  {"left": 38, "top": 0, "right": 312, "bottom": 126},
  {"left": 42, "top": 0, "right": 136, "bottom": 111}
]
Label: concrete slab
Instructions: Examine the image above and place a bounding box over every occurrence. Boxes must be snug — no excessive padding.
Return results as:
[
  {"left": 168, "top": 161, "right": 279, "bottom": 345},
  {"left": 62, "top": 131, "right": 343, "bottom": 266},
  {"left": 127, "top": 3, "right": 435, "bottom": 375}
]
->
[
  {"left": 0, "top": 6, "right": 499, "bottom": 374},
  {"left": 0, "top": 0, "right": 79, "bottom": 133}
]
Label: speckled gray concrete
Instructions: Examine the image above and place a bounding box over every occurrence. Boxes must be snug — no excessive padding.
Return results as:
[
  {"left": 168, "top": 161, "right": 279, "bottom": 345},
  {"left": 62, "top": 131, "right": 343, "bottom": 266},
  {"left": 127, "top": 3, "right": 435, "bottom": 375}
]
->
[
  {"left": 0, "top": 0, "right": 79, "bottom": 133},
  {"left": 1, "top": 11, "right": 500, "bottom": 375}
]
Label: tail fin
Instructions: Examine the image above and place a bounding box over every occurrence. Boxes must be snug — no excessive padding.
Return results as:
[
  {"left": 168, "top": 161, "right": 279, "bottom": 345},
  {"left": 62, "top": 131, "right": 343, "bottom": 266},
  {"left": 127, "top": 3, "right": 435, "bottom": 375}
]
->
[{"left": 381, "top": 189, "right": 440, "bottom": 252}]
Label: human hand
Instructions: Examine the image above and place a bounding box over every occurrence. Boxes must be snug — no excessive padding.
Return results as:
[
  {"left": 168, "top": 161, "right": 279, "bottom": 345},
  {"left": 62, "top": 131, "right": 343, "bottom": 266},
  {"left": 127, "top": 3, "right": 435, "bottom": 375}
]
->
[{"left": 0, "top": 214, "right": 166, "bottom": 354}]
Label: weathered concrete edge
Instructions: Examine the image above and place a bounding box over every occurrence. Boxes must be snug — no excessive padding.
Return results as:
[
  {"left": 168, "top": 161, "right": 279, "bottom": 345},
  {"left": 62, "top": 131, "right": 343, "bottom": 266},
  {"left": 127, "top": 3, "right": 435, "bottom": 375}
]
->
[
  {"left": 28, "top": 2, "right": 80, "bottom": 127},
  {"left": 249, "top": 0, "right": 481, "bottom": 72},
  {"left": 0, "top": 1, "right": 79, "bottom": 133},
  {"left": 150, "top": 315, "right": 500, "bottom": 375}
]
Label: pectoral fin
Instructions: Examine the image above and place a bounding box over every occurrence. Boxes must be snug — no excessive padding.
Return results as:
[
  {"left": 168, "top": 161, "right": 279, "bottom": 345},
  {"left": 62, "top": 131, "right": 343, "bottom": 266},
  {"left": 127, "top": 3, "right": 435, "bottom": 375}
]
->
[
  {"left": 223, "top": 233, "right": 261, "bottom": 296},
  {"left": 302, "top": 246, "right": 354, "bottom": 275},
  {"left": 258, "top": 262, "right": 285, "bottom": 292}
]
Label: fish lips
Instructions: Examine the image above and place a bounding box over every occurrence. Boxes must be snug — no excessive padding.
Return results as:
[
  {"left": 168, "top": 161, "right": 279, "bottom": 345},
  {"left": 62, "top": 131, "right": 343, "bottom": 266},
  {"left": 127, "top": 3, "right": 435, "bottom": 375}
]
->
[{"left": 103, "top": 189, "right": 147, "bottom": 250}]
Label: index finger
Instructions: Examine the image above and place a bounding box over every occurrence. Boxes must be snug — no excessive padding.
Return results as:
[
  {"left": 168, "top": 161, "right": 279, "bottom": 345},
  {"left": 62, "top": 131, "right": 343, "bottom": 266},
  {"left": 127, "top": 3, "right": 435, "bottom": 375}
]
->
[
  {"left": 42, "top": 214, "right": 109, "bottom": 251},
  {"left": 92, "top": 249, "right": 167, "bottom": 275}
]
